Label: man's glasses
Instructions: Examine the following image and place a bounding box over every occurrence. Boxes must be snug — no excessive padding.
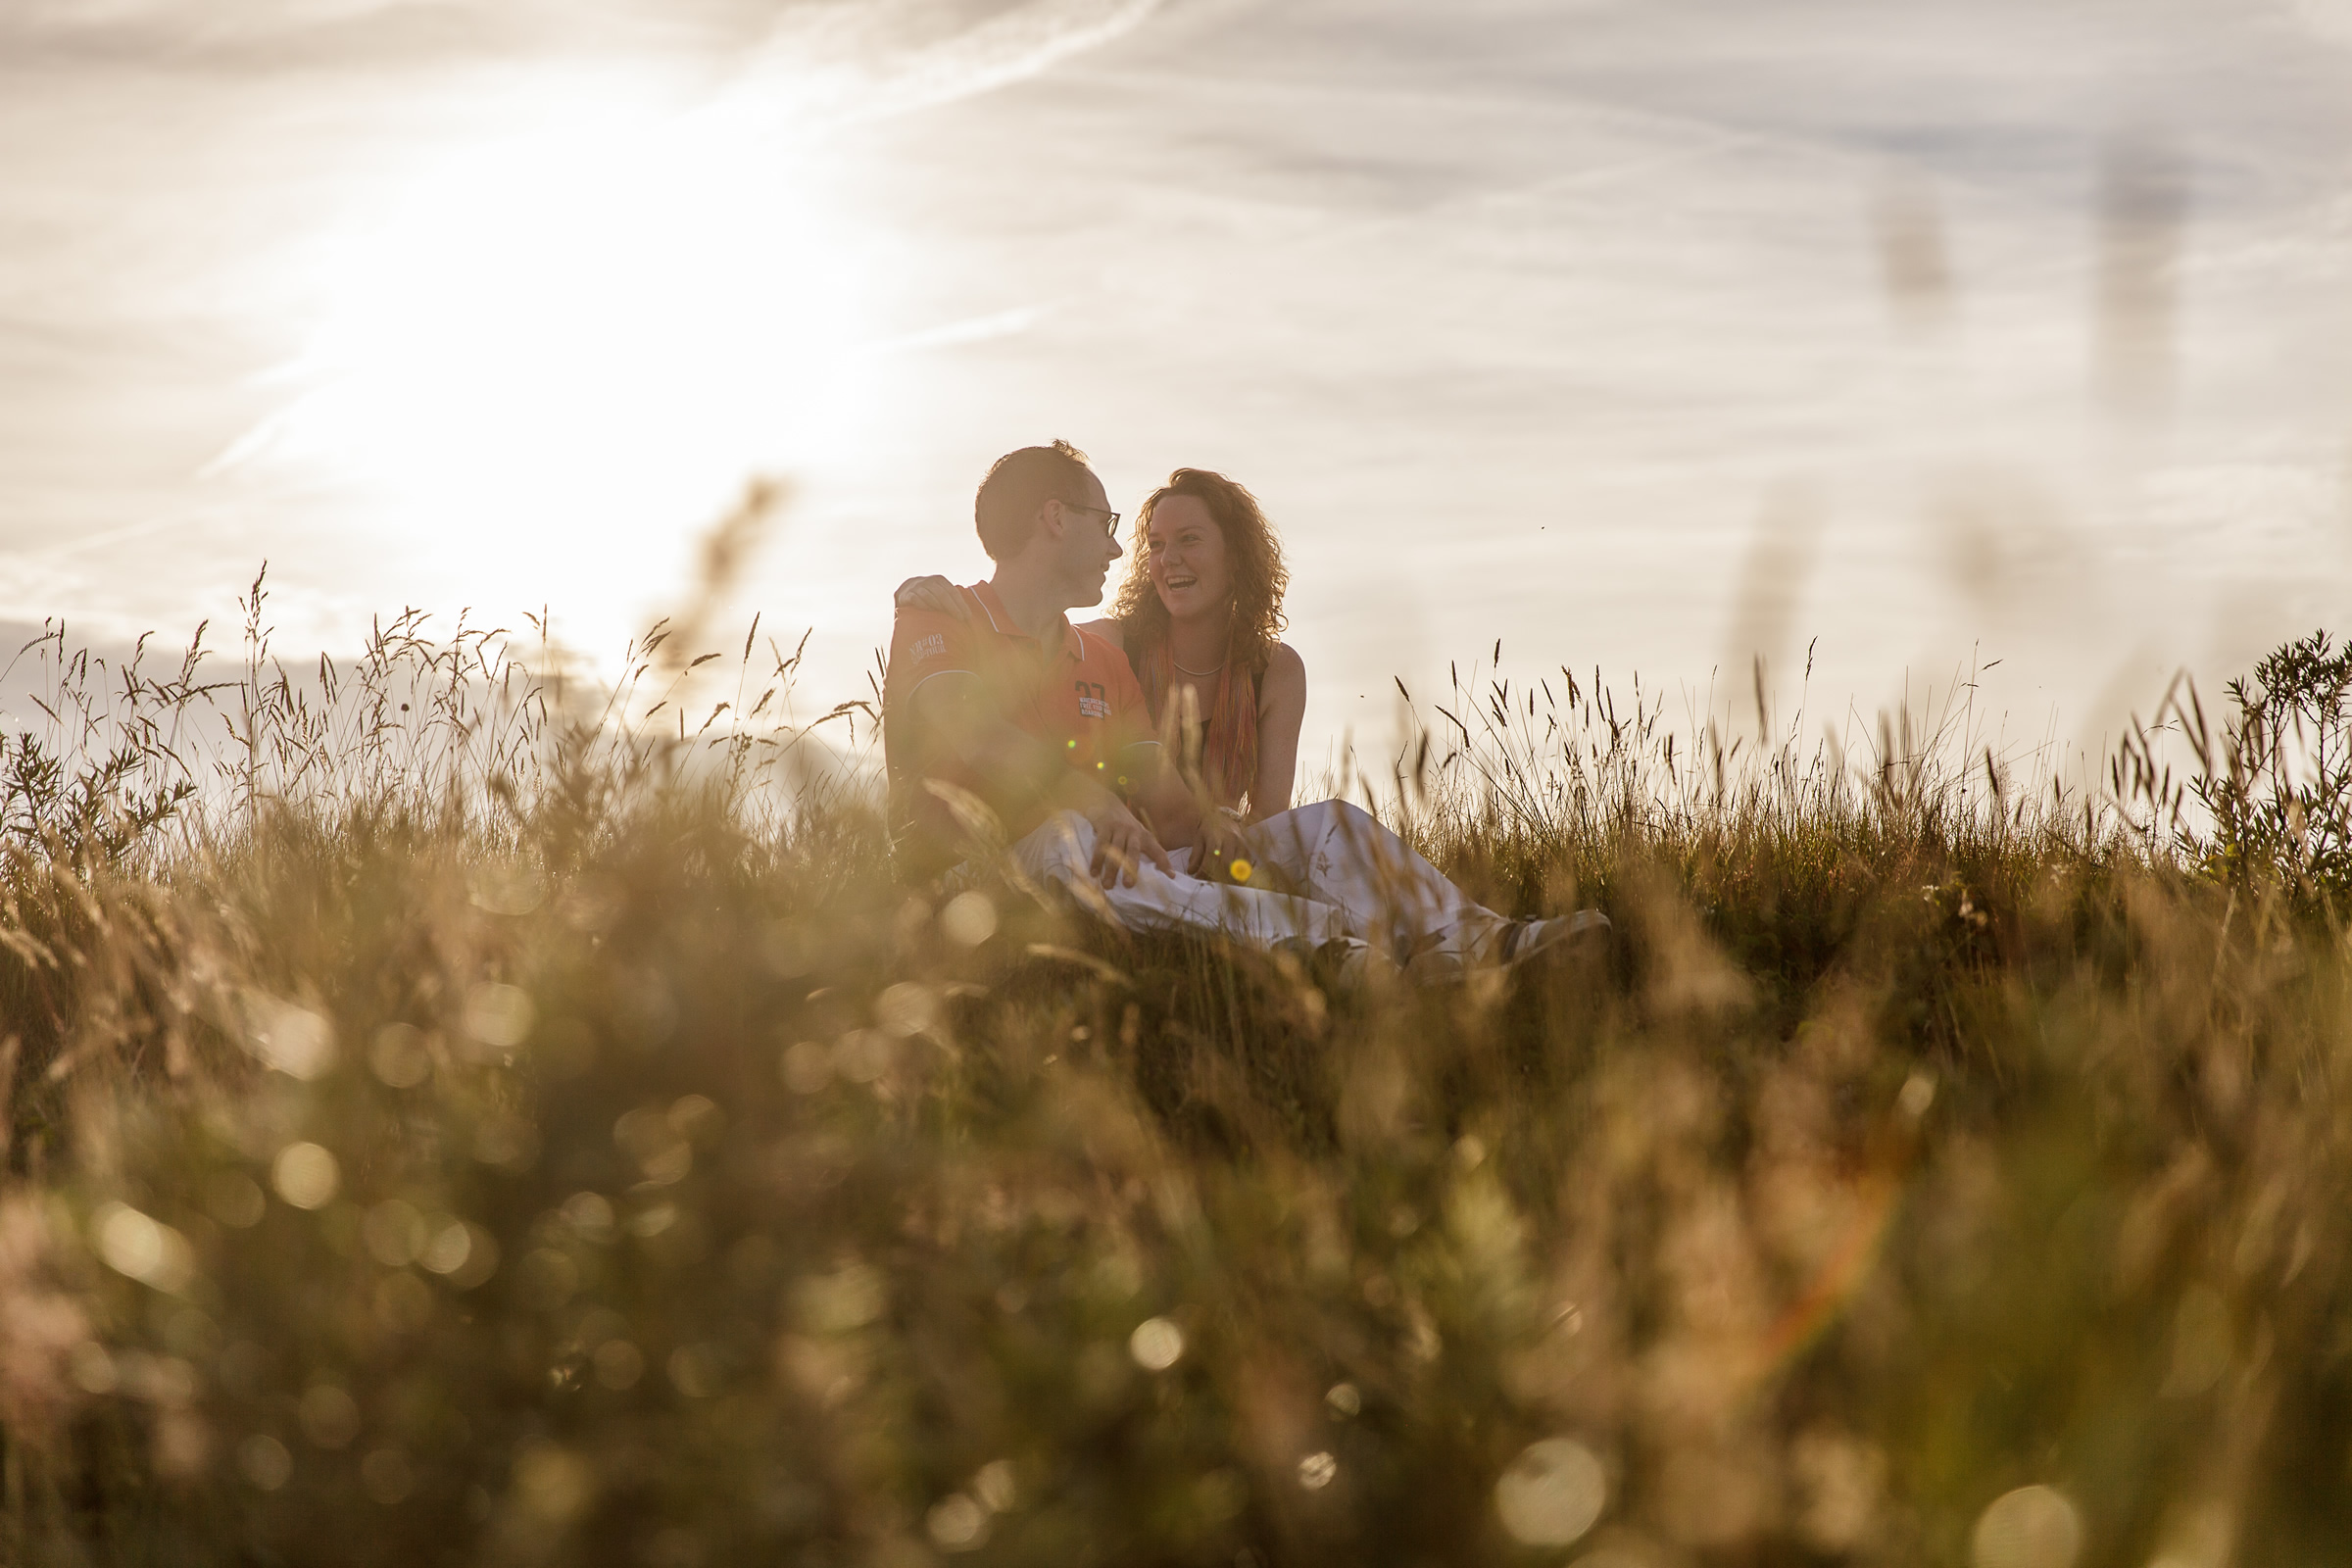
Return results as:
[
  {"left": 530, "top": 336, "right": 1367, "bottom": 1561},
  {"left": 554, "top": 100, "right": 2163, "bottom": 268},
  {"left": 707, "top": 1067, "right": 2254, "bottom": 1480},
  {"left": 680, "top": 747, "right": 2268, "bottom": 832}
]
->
[{"left": 1061, "top": 500, "right": 1122, "bottom": 534}]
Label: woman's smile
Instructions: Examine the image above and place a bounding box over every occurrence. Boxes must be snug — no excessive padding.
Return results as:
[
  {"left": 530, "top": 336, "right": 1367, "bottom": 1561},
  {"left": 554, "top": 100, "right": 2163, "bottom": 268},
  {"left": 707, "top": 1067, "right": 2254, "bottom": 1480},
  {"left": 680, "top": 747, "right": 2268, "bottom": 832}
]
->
[{"left": 1146, "top": 493, "right": 1227, "bottom": 616}]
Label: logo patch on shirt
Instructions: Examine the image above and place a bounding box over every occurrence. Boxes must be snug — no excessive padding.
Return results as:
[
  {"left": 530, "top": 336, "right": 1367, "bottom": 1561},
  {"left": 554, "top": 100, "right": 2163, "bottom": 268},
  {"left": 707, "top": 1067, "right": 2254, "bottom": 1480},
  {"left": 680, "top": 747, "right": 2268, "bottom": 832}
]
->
[
  {"left": 1075, "top": 680, "right": 1110, "bottom": 719},
  {"left": 910, "top": 633, "right": 947, "bottom": 663}
]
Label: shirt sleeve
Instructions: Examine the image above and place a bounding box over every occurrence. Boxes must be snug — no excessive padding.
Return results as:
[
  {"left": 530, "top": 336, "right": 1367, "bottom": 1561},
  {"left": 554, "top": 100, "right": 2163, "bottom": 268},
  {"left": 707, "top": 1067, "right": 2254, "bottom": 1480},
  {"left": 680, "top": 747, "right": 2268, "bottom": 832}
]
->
[{"left": 886, "top": 606, "right": 978, "bottom": 697}]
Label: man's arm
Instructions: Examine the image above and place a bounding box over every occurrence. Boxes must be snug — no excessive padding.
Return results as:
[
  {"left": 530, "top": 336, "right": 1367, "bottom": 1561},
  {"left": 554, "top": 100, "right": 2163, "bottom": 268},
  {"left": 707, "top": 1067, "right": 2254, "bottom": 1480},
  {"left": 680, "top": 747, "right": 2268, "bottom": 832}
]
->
[{"left": 907, "top": 674, "right": 1171, "bottom": 885}]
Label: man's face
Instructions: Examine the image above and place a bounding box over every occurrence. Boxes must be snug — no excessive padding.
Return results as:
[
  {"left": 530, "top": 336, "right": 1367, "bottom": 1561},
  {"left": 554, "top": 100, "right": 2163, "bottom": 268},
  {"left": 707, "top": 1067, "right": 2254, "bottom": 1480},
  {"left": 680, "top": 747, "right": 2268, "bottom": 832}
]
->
[{"left": 1052, "top": 473, "right": 1123, "bottom": 609}]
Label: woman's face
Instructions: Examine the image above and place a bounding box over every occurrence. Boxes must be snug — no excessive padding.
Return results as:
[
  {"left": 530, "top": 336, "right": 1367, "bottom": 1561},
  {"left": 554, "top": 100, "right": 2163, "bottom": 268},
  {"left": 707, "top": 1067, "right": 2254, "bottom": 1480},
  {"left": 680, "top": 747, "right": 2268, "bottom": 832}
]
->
[{"left": 1146, "top": 494, "right": 1231, "bottom": 620}]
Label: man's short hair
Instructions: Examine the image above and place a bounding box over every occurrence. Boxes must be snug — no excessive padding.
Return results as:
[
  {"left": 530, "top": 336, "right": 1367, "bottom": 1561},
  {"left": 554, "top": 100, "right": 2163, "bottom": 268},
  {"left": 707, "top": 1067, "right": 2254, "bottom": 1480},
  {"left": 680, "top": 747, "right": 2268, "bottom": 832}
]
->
[{"left": 975, "top": 440, "right": 1096, "bottom": 561}]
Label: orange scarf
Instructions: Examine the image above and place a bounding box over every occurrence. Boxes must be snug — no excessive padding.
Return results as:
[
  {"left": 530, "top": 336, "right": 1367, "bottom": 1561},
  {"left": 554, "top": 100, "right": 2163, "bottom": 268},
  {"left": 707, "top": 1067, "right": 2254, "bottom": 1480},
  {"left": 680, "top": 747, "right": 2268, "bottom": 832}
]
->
[{"left": 1133, "top": 639, "right": 1259, "bottom": 813}]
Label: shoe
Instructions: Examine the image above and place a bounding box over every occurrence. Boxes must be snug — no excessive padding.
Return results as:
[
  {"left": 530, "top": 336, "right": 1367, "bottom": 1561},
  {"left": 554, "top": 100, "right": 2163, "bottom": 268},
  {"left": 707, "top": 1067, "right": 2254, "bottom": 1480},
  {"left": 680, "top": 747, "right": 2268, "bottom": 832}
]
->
[
  {"left": 1402, "top": 911, "right": 1610, "bottom": 986},
  {"left": 1402, "top": 946, "right": 1466, "bottom": 986},
  {"left": 1272, "top": 936, "right": 1397, "bottom": 993},
  {"left": 1497, "top": 909, "right": 1611, "bottom": 968}
]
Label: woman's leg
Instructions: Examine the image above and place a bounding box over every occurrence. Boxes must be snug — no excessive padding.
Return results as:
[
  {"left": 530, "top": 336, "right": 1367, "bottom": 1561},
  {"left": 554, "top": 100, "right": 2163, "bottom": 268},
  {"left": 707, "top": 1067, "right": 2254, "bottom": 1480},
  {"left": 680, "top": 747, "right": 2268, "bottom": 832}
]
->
[{"left": 1246, "top": 801, "right": 1514, "bottom": 962}]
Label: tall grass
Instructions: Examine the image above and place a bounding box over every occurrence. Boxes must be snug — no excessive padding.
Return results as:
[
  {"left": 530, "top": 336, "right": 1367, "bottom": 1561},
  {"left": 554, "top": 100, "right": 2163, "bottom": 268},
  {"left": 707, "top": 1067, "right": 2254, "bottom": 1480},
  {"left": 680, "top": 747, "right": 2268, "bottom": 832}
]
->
[{"left": 0, "top": 585, "right": 2345, "bottom": 1568}]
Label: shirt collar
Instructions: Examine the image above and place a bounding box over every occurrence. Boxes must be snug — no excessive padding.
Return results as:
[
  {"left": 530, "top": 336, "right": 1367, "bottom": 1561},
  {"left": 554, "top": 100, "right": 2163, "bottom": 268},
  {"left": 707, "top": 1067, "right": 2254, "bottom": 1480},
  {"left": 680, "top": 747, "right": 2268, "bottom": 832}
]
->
[{"left": 969, "top": 581, "right": 1083, "bottom": 660}]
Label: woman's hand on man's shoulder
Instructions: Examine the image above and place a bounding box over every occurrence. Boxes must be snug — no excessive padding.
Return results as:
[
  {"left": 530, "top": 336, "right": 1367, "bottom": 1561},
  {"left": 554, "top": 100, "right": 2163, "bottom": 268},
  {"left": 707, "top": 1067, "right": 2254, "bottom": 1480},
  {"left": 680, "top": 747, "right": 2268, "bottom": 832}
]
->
[{"left": 894, "top": 575, "right": 967, "bottom": 617}]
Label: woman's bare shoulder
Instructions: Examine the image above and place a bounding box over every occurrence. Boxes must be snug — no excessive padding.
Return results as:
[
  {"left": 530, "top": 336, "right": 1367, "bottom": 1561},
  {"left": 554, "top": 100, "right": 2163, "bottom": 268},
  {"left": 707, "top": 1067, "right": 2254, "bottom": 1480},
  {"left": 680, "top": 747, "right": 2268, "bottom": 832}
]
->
[
  {"left": 1259, "top": 642, "right": 1306, "bottom": 706},
  {"left": 1075, "top": 617, "right": 1126, "bottom": 652}
]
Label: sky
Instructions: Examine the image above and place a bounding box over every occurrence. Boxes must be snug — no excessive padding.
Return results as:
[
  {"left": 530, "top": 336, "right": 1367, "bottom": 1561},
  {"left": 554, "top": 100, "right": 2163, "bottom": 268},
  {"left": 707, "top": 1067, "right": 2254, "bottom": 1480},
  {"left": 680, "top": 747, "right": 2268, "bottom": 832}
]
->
[{"left": 5, "top": 0, "right": 2352, "bottom": 775}]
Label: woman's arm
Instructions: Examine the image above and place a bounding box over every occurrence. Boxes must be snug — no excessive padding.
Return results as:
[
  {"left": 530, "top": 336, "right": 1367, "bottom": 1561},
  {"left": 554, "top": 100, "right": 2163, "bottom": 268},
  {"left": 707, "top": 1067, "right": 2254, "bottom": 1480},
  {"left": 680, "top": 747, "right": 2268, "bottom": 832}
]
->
[{"left": 1248, "top": 642, "right": 1306, "bottom": 819}]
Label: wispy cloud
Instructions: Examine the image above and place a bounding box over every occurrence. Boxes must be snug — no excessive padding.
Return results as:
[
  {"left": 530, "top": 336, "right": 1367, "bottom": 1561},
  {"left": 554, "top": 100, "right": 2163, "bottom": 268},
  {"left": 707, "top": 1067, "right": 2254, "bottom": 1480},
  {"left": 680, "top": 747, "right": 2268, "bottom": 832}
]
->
[
  {"left": 0, "top": 0, "right": 1166, "bottom": 86},
  {"left": 0, "top": 0, "right": 808, "bottom": 75},
  {"left": 866, "top": 304, "right": 1053, "bottom": 357},
  {"left": 746, "top": 0, "right": 1168, "bottom": 126}
]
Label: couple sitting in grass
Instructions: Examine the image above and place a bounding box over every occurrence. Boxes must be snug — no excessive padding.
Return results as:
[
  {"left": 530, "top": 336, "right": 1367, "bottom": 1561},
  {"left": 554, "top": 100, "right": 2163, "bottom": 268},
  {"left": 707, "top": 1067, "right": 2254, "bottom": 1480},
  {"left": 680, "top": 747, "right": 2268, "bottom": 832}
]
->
[{"left": 883, "top": 439, "right": 1603, "bottom": 985}]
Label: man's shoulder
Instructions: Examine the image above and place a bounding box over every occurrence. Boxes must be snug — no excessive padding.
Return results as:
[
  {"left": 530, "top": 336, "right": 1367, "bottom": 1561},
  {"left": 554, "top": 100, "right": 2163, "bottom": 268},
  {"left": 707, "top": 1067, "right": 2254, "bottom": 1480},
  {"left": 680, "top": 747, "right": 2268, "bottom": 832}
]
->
[
  {"left": 1072, "top": 616, "right": 1127, "bottom": 655},
  {"left": 888, "top": 590, "right": 985, "bottom": 686},
  {"left": 1072, "top": 621, "right": 1133, "bottom": 666}
]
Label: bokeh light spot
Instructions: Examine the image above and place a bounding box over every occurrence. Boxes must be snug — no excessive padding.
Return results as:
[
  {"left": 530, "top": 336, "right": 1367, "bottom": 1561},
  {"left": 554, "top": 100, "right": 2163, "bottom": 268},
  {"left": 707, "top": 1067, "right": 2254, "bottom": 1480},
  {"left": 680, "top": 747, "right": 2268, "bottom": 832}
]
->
[
  {"left": 877, "top": 982, "right": 940, "bottom": 1039},
  {"left": 833, "top": 1029, "right": 896, "bottom": 1085},
  {"left": 93, "top": 1203, "right": 195, "bottom": 1293},
  {"left": 462, "top": 983, "right": 536, "bottom": 1053},
  {"left": 972, "top": 1460, "right": 1017, "bottom": 1513},
  {"left": 368, "top": 1023, "right": 432, "bottom": 1088},
  {"left": 1494, "top": 1438, "right": 1607, "bottom": 1546},
  {"left": 69, "top": 1342, "right": 117, "bottom": 1395},
  {"left": 1129, "top": 1316, "right": 1185, "bottom": 1371},
  {"left": 360, "top": 1447, "right": 415, "bottom": 1504},
  {"left": 362, "top": 1200, "right": 427, "bottom": 1267},
  {"left": 927, "top": 1494, "right": 989, "bottom": 1551},
  {"left": 237, "top": 1434, "right": 292, "bottom": 1492},
  {"left": 941, "top": 892, "right": 999, "bottom": 948},
  {"left": 781, "top": 1039, "right": 833, "bottom": 1094},
  {"left": 1972, "top": 1486, "right": 2083, "bottom": 1568},
  {"left": 244, "top": 999, "right": 336, "bottom": 1081},
  {"left": 593, "top": 1340, "right": 645, "bottom": 1390},
  {"left": 297, "top": 1384, "right": 361, "bottom": 1449},
  {"left": 205, "top": 1172, "right": 267, "bottom": 1229},
  {"left": 271, "top": 1144, "right": 341, "bottom": 1210}
]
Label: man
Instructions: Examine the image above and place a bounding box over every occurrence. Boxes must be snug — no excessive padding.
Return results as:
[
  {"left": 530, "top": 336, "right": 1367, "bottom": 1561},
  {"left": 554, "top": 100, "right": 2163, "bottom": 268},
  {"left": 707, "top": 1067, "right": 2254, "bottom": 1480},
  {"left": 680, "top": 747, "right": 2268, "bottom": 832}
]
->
[
  {"left": 884, "top": 440, "right": 1179, "bottom": 890},
  {"left": 884, "top": 440, "right": 1596, "bottom": 981}
]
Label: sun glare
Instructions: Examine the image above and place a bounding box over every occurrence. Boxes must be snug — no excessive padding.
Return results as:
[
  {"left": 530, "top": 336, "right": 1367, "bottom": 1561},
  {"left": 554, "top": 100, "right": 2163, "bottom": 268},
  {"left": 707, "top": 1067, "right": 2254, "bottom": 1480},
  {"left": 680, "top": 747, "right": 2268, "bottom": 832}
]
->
[{"left": 244, "top": 77, "right": 880, "bottom": 642}]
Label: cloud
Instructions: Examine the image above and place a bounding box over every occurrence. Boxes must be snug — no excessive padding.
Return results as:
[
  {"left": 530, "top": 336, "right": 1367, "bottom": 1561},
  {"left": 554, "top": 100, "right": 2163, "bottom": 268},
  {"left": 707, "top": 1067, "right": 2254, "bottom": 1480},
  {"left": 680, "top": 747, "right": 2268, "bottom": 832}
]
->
[
  {"left": 746, "top": 0, "right": 1169, "bottom": 126},
  {"left": 0, "top": 1, "right": 808, "bottom": 78},
  {"left": 0, "top": 0, "right": 1165, "bottom": 91},
  {"left": 4, "top": 0, "right": 487, "bottom": 53},
  {"left": 2289, "top": 0, "right": 2352, "bottom": 46},
  {"left": 867, "top": 304, "right": 1053, "bottom": 356}
]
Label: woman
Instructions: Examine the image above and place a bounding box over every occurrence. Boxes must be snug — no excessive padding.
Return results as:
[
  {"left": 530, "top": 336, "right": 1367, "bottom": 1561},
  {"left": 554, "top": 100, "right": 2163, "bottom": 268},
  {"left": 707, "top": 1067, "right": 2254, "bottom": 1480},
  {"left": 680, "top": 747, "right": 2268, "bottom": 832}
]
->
[
  {"left": 1106, "top": 469, "right": 1307, "bottom": 863},
  {"left": 895, "top": 467, "right": 1600, "bottom": 978}
]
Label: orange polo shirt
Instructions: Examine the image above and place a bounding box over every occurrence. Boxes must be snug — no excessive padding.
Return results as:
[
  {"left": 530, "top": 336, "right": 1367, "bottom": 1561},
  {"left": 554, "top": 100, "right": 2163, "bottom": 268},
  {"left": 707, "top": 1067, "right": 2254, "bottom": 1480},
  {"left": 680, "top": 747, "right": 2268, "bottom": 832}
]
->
[{"left": 884, "top": 582, "right": 1156, "bottom": 872}]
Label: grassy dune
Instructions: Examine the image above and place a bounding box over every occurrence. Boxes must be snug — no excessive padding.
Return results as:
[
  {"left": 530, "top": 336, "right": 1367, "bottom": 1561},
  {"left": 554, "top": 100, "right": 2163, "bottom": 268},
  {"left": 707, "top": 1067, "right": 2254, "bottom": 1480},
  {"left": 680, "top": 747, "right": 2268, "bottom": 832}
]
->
[{"left": 0, "top": 597, "right": 2346, "bottom": 1568}]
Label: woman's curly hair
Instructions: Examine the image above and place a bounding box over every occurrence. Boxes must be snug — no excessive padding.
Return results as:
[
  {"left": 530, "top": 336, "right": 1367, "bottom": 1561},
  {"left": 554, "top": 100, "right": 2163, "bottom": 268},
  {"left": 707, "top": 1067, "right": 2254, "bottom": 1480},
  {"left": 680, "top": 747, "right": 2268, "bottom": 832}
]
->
[{"left": 1110, "top": 468, "right": 1291, "bottom": 673}]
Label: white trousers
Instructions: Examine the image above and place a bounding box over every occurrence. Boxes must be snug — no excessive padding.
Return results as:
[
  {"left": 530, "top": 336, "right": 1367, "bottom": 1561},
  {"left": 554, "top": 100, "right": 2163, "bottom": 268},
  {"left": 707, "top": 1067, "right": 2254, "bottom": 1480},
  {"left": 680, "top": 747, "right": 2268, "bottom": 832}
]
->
[{"left": 1008, "top": 800, "right": 1515, "bottom": 962}]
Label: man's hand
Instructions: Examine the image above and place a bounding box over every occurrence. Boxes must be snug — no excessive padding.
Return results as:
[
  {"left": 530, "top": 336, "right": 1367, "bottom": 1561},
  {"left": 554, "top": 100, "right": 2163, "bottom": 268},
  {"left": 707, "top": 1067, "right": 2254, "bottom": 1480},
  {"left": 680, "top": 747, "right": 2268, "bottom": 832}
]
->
[{"left": 1088, "top": 802, "right": 1172, "bottom": 888}]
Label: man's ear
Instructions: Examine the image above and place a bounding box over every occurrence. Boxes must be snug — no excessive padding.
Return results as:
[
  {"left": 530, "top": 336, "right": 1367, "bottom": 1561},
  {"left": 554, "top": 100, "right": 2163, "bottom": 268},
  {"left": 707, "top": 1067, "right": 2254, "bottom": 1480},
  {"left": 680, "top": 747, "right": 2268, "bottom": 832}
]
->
[{"left": 1034, "top": 500, "right": 1066, "bottom": 542}]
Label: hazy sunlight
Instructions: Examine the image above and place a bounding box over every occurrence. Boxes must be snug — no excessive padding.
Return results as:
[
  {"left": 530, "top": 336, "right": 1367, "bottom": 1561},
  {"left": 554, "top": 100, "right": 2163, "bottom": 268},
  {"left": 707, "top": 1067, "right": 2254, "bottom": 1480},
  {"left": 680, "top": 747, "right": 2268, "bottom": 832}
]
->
[{"left": 232, "top": 74, "right": 880, "bottom": 641}]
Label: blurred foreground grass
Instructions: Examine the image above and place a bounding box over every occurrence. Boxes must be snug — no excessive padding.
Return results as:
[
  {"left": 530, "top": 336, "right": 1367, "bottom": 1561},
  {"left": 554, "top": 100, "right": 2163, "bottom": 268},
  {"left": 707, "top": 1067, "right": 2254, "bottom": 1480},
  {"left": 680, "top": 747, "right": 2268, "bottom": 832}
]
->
[{"left": 0, "top": 592, "right": 2347, "bottom": 1568}]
